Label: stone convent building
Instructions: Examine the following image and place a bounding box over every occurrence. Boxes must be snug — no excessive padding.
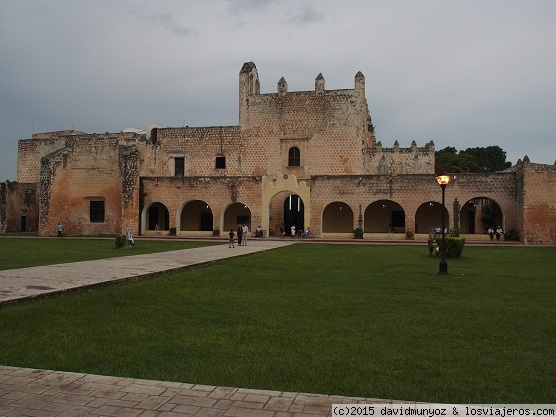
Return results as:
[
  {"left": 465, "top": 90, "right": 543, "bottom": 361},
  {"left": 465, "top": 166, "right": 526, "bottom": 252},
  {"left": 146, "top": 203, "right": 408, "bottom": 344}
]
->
[{"left": 2, "top": 62, "right": 556, "bottom": 244}]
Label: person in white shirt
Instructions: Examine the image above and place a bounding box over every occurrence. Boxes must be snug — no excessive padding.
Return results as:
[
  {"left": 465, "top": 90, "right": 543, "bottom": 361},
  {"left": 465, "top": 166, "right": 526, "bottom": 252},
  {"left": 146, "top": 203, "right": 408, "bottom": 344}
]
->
[{"left": 242, "top": 224, "right": 249, "bottom": 246}]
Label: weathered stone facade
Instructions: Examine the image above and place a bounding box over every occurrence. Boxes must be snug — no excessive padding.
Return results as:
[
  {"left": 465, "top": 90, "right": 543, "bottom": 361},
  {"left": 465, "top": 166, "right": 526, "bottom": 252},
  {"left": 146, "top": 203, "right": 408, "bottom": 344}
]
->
[{"left": 2, "top": 62, "right": 556, "bottom": 243}]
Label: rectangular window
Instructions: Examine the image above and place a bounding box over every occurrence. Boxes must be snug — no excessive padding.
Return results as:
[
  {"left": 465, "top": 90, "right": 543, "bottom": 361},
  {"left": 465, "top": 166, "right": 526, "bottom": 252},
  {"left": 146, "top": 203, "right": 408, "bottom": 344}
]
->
[
  {"left": 90, "top": 201, "right": 105, "bottom": 223},
  {"left": 216, "top": 156, "right": 226, "bottom": 169},
  {"left": 175, "top": 157, "right": 184, "bottom": 176}
]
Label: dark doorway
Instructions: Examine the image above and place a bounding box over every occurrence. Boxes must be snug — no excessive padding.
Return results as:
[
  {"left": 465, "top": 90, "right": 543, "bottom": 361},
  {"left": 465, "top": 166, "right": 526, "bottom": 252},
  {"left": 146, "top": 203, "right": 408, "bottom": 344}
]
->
[
  {"left": 21, "top": 216, "right": 27, "bottom": 232},
  {"left": 468, "top": 204, "right": 476, "bottom": 234},
  {"left": 149, "top": 207, "right": 159, "bottom": 230},
  {"left": 200, "top": 213, "right": 213, "bottom": 231},
  {"left": 284, "top": 195, "right": 304, "bottom": 232}
]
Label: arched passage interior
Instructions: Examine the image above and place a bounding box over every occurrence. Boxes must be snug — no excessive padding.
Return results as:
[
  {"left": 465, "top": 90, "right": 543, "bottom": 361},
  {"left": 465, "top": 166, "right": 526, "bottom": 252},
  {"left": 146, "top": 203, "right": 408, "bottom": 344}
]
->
[
  {"left": 179, "top": 200, "right": 213, "bottom": 231},
  {"left": 223, "top": 202, "right": 252, "bottom": 233},
  {"left": 364, "top": 200, "right": 405, "bottom": 233},
  {"left": 460, "top": 197, "right": 503, "bottom": 234},
  {"left": 322, "top": 202, "right": 353, "bottom": 233},
  {"left": 144, "top": 202, "right": 169, "bottom": 231},
  {"left": 415, "top": 201, "right": 449, "bottom": 235}
]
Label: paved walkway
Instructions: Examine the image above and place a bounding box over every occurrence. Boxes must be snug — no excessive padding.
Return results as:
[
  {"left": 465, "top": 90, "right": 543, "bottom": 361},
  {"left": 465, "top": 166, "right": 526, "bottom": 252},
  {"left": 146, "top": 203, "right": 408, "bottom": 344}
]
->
[{"left": 0, "top": 239, "right": 396, "bottom": 416}]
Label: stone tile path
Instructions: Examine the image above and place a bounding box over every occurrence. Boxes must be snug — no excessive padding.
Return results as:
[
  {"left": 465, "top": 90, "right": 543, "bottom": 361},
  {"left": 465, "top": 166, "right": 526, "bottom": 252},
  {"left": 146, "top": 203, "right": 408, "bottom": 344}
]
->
[
  {"left": 0, "top": 239, "right": 396, "bottom": 416},
  {"left": 0, "top": 366, "right": 395, "bottom": 417}
]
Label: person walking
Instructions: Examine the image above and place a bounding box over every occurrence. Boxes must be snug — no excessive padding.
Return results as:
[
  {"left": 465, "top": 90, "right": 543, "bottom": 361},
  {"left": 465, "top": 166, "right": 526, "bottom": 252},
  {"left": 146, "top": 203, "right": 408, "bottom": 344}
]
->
[
  {"left": 57, "top": 222, "right": 64, "bottom": 237},
  {"left": 237, "top": 225, "right": 243, "bottom": 246},
  {"left": 291, "top": 224, "right": 296, "bottom": 238}
]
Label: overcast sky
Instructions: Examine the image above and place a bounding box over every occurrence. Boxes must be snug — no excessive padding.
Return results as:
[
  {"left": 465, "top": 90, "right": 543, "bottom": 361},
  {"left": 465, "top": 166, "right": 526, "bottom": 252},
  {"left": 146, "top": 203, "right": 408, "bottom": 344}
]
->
[{"left": 1, "top": 0, "right": 555, "bottom": 181}]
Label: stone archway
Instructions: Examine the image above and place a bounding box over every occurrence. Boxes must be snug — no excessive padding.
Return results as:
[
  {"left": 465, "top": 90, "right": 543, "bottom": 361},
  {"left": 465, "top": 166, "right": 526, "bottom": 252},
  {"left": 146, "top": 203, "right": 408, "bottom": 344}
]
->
[
  {"left": 415, "top": 201, "right": 449, "bottom": 236},
  {"left": 178, "top": 199, "right": 213, "bottom": 236},
  {"left": 261, "top": 175, "right": 310, "bottom": 237},
  {"left": 322, "top": 202, "right": 354, "bottom": 237},
  {"left": 364, "top": 200, "right": 405, "bottom": 234},
  {"left": 141, "top": 202, "right": 170, "bottom": 235},
  {"left": 460, "top": 197, "right": 504, "bottom": 234},
  {"left": 222, "top": 202, "right": 252, "bottom": 234}
]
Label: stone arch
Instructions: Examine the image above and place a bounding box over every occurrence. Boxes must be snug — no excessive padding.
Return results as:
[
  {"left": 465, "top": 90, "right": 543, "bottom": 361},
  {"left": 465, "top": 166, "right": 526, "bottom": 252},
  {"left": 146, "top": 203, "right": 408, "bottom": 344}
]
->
[
  {"left": 322, "top": 202, "right": 354, "bottom": 236},
  {"left": 460, "top": 197, "right": 504, "bottom": 234},
  {"left": 223, "top": 202, "right": 252, "bottom": 234},
  {"left": 415, "top": 201, "right": 449, "bottom": 236},
  {"left": 141, "top": 202, "right": 170, "bottom": 235},
  {"left": 177, "top": 199, "right": 213, "bottom": 236},
  {"left": 364, "top": 200, "right": 406, "bottom": 233},
  {"left": 261, "top": 175, "right": 310, "bottom": 236}
]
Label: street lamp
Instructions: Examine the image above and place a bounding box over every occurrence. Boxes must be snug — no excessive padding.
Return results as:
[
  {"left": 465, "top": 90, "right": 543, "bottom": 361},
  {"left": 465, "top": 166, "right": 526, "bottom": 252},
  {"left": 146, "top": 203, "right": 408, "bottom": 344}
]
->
[{"left": 436, "top": 173, "right": 450, "bottom": 275}]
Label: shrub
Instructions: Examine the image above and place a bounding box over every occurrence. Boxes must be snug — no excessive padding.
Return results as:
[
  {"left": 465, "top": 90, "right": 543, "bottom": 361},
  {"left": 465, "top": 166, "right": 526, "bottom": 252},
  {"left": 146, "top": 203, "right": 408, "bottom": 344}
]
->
[
  {"left": 435, "top": 237, "right": 466, "bottom": 258},
  {"left": 212, "top": 228, "right": 220, "bottom": 236},
  {"left": 449, "top": 228, "right": 460, "bottom": 237},
  {"left": 115, "top": 233, "right": 126, "bottom": 249},
  {"left": 504, "top": 228, "right": 520, "bottom": 241},
  {"left": 406, "top": 230, "right": 414, "bottom": 239},
  {"left": 353, "top": 227, "right": 364, "bottom": 239}
]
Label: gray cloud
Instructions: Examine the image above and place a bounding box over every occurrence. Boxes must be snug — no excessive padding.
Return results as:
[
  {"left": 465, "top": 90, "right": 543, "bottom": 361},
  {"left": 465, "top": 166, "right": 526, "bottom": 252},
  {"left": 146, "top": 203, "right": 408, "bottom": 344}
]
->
[
  {"left": 1, "top": 0, "right": 555, "bottom": 181},
  {"left": 129, "top": 10, "right": 198, "bottom": 37}
]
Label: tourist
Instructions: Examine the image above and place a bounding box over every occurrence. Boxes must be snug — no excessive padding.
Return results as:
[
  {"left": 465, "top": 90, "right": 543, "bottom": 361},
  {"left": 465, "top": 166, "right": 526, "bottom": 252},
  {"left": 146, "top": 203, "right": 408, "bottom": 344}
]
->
[
  {"left": 488, "top": 227, "right": 495, "bottom": 240},
  {"left": 237, "top": 225, "right": 243, "bottom": 246},
  {"left": 57, "top": 222, "right": 63, "bottom": 238},
  {"left": 496, "top": 226, "right": 503, "bottom": 241},
  {"left": 279, "top": 223, "right": 285, "bottom": 238},
  {"left": 228, "top": 229, "right": 235, "bottom": 248},
  {"left": 291, "top": 224, "right": 296, "bottom": 238},
  {"left": 242, "top": 224, "right": 249, "bottom": 246}
]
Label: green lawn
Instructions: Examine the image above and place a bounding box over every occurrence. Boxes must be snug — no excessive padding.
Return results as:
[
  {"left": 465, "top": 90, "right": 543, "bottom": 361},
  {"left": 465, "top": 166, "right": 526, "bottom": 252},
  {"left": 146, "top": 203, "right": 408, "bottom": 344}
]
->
[
  {"left": 0, "top": 243, "right": 555, "bottom": 403},
  {"left": 0, "top": 237, "right": 221, "bottom": 270}
]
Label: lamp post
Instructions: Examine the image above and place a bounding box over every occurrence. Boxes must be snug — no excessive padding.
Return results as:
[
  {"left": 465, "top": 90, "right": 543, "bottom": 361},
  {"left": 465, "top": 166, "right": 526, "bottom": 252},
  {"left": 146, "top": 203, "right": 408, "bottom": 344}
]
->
[{"left": 436, "top": 173, "right": 450, "bottom": 275}]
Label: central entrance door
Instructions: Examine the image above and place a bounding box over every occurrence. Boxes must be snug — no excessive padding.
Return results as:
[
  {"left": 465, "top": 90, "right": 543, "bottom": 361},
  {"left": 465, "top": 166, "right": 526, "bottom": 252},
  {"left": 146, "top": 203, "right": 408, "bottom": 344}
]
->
[{"left": 284, "top": 194, "right": 304, "bottom": 233}]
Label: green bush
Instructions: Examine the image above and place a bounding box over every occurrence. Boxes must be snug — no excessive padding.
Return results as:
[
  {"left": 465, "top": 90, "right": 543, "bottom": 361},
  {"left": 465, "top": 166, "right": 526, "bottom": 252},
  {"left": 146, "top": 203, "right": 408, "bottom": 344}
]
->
[
  {"left": 212, "top": 228, "right": 220, "bottom": 236},
  {"left": 406, "top": 230, "right": 414, "bottom": 239},
  {"left": 435, "top": 237, "right": 466, "bottom": 258},
  {"left": 504, "top": 228, "right": 521, "bottom": 241},
  {"left": 353, "top": 227, "right": 364, "bottom": 239},
  {"left": 449, "top": 228, "right": 460, "bottom": 237},
  {"left": 115, "top": 233, "right": 126, "bottom": 249}
]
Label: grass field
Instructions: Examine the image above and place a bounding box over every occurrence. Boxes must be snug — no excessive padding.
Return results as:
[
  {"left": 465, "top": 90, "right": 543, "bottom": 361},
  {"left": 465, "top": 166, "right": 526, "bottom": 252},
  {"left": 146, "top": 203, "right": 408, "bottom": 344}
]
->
[
  {"left": 0, "top": 237, "right": 220, "bottom": 270},
  {"left": 0, "top": 241, "right": 555, "bottom": 403}
]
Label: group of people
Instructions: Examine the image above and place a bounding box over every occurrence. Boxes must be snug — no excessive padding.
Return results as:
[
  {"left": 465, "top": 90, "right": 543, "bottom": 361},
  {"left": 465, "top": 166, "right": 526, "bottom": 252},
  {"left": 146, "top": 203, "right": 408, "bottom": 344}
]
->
[
  {"left": 429, "top": 226, "right": 448, "bottom": 239},
  {"left": 228, "top": 224, "right": 250, "bottom": 248},
  {"left": 488, "top": 226, "right": 504, "bottom": 241},
  {"left": 279, "top": 223, "right": 310, "bottom": 238}
]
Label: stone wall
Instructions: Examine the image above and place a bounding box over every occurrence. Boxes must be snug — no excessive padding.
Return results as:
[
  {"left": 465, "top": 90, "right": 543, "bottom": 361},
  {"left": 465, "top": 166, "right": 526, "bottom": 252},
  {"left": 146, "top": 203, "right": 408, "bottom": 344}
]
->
[
  {"left": 519, "top": 159, "right": 556, "bottom": 244},
  {"left": 0, "top": 182, "right": 39, "bottom": 233},
  {"left": 39, "top": 136, "right": 124, "bottom": 236}
]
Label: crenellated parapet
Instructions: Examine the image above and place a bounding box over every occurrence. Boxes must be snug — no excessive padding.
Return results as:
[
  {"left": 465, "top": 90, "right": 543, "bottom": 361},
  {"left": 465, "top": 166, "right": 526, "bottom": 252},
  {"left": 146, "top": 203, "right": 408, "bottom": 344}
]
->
[{"left": 364, "top": 140, "right": 435, "bottom": 175}]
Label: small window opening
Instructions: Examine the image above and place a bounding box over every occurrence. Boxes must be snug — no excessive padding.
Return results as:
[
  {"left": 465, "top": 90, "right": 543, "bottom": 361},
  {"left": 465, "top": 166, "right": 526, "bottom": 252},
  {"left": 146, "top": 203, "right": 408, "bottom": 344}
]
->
[
  {"left": 90, "top": 201, "right": 105, "bottom": 223},
  {"left": 175, "top": 157, "right": 184, "bottom": 176},
  {"left": 216, "top": 156, "right": 226, "bottom": 169},
  {"left": 288, "top": 147, "right": 300, "bottom": 167}
]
